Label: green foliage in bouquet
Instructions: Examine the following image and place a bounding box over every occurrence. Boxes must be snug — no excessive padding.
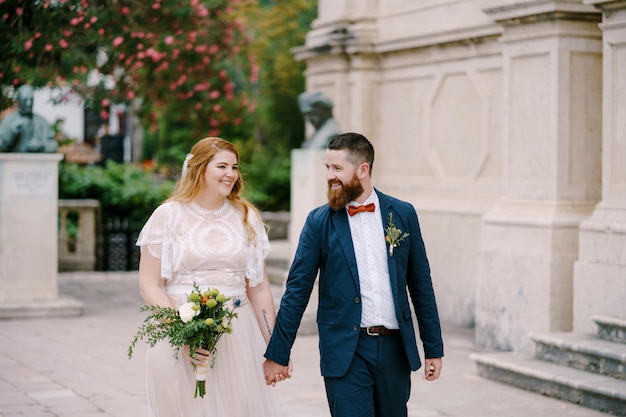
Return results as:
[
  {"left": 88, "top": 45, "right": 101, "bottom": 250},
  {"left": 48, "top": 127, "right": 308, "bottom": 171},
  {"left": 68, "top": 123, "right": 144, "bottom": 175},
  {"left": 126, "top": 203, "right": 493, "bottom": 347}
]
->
[{"left": 128, "top": 284, "right": 240, "bottom": 398}]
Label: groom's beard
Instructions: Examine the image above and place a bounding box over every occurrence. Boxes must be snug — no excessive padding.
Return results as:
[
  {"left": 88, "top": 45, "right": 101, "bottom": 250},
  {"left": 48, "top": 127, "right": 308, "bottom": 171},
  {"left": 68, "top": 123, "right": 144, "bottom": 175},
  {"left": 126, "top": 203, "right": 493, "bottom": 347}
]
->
[{"left": 327, "top": 174, "right": 364, "bottom": 211}]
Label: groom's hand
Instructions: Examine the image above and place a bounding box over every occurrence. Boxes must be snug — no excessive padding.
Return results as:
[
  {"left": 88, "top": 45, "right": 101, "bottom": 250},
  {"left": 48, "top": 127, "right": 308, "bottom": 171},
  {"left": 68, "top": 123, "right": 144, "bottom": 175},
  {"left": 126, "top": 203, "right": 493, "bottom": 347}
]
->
[{"left": 263, "top": 358, "right": 292, "bottom": 386}]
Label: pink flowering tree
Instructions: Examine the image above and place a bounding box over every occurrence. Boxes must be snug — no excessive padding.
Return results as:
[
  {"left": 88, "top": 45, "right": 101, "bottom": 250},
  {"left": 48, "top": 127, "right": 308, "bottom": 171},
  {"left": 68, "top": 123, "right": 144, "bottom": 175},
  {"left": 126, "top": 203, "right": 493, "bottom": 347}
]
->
[{"left": 0, "top": 0, "right": 255, "bottom": 166}]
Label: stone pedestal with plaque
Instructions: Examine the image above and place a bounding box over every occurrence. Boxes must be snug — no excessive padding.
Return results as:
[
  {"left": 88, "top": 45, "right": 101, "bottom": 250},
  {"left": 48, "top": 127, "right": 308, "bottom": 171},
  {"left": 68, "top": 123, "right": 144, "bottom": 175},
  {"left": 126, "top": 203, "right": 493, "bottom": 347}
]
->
[{"left": 0, "top": 153, "right": 83, "bottom": 318}]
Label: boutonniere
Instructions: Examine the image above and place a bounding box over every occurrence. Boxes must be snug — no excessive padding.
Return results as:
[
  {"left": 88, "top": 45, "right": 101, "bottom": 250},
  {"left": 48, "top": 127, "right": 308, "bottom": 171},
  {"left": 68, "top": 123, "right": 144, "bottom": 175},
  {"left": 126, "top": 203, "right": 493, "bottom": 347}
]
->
[{"left": 384, "top": 212, "right": 409, "bottom": 257}]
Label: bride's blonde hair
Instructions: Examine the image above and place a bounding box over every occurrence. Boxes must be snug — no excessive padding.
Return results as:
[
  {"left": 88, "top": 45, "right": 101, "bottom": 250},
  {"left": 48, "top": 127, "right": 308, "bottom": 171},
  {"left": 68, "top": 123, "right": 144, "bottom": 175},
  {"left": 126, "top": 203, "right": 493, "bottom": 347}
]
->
[{"left": 167, "top": 137, "right": 259, "bottom": 241}]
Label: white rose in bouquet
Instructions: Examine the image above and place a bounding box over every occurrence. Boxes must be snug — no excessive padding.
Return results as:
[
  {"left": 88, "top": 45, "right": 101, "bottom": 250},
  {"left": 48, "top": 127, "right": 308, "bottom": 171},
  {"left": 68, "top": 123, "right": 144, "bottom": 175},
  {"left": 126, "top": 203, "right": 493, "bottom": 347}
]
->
[{"left": 179, "top": 302, "right": 200, "bottom": 323}]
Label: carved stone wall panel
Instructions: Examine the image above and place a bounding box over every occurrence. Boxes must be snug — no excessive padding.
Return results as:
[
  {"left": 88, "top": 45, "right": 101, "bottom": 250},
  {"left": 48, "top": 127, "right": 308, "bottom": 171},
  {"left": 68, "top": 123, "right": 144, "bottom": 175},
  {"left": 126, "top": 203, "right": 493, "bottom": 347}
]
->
[
  {"left": 477, "top": 67, "right": 504, "bottom": 181},
  {"left": 426, "top": 72, "right": 487, "bottom": 179},
  {"left": 611, "top": 42, "right": 626, "bottom": 189},
  {"left": 376, "top": 76, "right": 435, "bottom": 182},
  {"left": 568, "top": 51, "right": 602, "bottom": 200},
  {"left": 509, "top": 52, "right": 553, "bottom": 198}
]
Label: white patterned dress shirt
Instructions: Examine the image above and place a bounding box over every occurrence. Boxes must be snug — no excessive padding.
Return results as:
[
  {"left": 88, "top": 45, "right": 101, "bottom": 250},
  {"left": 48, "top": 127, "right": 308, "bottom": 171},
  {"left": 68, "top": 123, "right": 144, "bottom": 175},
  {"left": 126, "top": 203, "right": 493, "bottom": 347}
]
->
[{"left": 346, "top": 190, "right": 399, "bottom": 329}]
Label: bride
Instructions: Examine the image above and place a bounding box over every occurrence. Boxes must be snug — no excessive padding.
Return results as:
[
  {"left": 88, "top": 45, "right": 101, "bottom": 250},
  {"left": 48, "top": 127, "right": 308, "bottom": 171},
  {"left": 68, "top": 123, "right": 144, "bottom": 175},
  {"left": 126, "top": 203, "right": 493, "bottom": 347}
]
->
[{"left": 136, "top": 137, "right": 290, "bottom": 416}]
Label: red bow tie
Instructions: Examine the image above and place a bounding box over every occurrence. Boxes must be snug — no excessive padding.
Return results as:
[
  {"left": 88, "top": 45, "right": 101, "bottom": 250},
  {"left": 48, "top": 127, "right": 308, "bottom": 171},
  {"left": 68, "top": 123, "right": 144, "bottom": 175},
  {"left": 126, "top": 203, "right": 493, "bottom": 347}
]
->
[{"left": 348, "top": 203, "right": 376, "bottom": 216}]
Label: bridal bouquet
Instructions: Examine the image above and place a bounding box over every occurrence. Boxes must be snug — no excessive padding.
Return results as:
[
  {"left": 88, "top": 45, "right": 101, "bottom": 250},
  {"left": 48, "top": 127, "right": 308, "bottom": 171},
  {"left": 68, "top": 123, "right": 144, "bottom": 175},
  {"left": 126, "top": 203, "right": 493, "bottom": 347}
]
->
[{"left": 128, "top": 283, "right": 240, "bottom": 398}]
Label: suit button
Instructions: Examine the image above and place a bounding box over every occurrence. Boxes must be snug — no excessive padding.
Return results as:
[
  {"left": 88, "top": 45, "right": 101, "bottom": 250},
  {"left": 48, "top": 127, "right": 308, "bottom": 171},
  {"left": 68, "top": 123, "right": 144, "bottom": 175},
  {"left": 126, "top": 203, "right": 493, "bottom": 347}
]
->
[
  {"left": 354, "top": 297, "right": 360, "bottom": 304},
  {"left": 353, "top": 325, "right": 358, "bottom": 331}
]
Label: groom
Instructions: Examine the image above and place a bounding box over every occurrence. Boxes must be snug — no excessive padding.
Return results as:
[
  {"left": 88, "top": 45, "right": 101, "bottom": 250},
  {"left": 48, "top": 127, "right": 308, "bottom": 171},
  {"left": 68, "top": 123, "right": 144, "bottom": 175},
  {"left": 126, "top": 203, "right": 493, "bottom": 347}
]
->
[{"left": 264, "top": 132, "right": 444, "bottom": 417}]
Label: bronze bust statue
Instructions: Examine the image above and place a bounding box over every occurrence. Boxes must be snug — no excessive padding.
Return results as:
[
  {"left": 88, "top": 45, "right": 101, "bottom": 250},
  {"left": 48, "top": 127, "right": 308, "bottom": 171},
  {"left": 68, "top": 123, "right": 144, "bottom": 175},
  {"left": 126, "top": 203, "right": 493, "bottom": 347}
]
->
[
  {"left": 298, "top": 91, "right": 341, "bottom": 149},
  {"left": 0, "top": 84, "right": 58, "bottom": 153}
]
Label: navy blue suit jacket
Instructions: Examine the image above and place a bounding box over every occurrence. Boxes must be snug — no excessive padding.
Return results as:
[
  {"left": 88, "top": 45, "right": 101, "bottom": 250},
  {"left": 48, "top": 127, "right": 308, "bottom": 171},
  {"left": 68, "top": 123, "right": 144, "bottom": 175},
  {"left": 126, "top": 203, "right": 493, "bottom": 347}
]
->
[{"left": 265, "top": 189, "right": 443, "bottom": 378}]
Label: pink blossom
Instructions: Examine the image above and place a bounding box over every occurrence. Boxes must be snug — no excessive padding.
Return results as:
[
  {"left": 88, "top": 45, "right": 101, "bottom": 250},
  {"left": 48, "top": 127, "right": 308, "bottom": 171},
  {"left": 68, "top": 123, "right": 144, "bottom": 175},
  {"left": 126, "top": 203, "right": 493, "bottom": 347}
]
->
[
  {"left": 136, "top": 51, "right": 145, "bottom": 59},
  {"left": 194, "top": 45, "right": 208, "bottom": 53},
  {"left": 121, "top": 7, "right": 129, "bottom": 15},
  {"left": 98, "top": 28, "right": 104, "bottom": 35},
  {"left": 84, "top": 23, "right": 91, "bottom": 29},
  {"left": 212, "top": 104, "right": 221, "bottom": 112},
  {"left": 0, "top": 73, "right": 3, "bottom": 79},
  {"left": 14, "top": 66, "right": 20, "bottom": 73},
  {"left": 16, "top": 7, "right": 22, "bottom": 16},
  {"left": 219, "top": 69, "right": 227, "bottom": 79},
  {"left": 63, "top": 30, "right": 71, "bottom": 37},
  {"left": 151, "top": 2, "right": 160, "bottom": 9},
  {"left": 101, "top": 98, "right": 110, "bottom": 107},
  {"left": 155, "top": 62, "right": 169, "bottom": 72},
  {"left": 209, "top": 45, "right": 218, "bottom": 54},
  {"left": 24, "top": 39, "right": 33, "bottom": 51},
  {"left": 100, "top": 110, "right": 109, "bottom": 120},
  {"left": 208, "top": 129, "right": 219, "bottom": 137},
  {"left": 112, "top": 36, "right": 124, "bottom": 47},
  {"left": 127, "top": 90, "right": 136, "bottom": 100},
  {"left": 195, "top": 102, "right": 202, "bottom": 110},
  {"left": 45, "top": 44, "right": 53, "bottom": 52},
  {"left": 202, "top": 57, "right": 210, "bottom": 64},
  {"left": 35, "top": 32, "right": 41, "bottom": 39},
  {"left": 193, "top": 83, "right": 209, "bottom": 92},
  {"left": 209, "top": 90, "right": 220, "bottom": 99},
  {"left": 90, "top": 16, "right": 97, "bottom": 23},
  {"left": 59, "top": 39, "right": 69, "bottom": 49},
  {"left": 164, "top": 36, "right": 174, "bottom": 45},
  {"left": 70, "top": 17, "right": 80, "bottom": 26}
]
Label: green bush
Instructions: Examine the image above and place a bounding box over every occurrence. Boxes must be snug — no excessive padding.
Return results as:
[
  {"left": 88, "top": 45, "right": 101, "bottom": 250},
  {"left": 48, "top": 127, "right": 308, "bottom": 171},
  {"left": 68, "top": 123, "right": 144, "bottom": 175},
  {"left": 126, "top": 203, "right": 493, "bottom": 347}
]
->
[{"left": 59, "top": 161, "right": 176, "bottom": 226}]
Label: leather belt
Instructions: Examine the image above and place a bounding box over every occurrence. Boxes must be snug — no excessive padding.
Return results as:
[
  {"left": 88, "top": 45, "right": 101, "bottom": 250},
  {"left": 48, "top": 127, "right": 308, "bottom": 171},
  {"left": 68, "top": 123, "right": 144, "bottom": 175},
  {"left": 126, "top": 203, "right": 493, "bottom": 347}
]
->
[{"left": 360, "top": 326, "right": 400, "bottom": 336}]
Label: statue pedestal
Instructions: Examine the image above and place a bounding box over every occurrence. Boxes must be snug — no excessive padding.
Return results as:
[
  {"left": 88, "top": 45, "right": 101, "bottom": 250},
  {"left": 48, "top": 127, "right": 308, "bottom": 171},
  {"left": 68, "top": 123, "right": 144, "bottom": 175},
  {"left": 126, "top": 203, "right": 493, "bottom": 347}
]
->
[
  {"left": 0, "top": 154, "right": 83, "bottom": 319},
  {"left": 287, "top": 149, "right": 327, "bottom": 335}
]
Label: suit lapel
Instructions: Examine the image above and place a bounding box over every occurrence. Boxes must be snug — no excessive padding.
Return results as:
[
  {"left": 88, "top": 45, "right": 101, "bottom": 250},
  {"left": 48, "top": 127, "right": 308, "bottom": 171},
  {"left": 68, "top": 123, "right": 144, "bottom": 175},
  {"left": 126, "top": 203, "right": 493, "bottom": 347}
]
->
[
  {"left": 377, "top": 190, "right": 400, "bottom": 300},
  {"left": 331, "top": 208, "right": 361, "bottom": 289}
]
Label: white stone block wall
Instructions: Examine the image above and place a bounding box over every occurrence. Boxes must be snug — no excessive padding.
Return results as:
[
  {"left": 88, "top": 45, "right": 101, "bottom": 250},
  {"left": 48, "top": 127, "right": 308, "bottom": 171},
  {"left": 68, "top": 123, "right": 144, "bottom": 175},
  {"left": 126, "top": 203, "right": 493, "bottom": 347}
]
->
[{"left": 293, "top": 0, "right": 625, "bottom": 351}]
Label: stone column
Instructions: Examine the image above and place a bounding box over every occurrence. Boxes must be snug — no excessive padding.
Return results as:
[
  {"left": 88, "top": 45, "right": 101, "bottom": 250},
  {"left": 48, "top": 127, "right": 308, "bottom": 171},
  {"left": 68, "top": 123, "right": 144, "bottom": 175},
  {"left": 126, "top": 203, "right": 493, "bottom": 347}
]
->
[
  {"left": 478, "top": 1, "right": 603, "bottom": 352},
  {"left": 0, "top": 154, "right": 83, "bottom": 318},
  {"left": 574, "top": 0, "right": 626, "bottom": 333}
]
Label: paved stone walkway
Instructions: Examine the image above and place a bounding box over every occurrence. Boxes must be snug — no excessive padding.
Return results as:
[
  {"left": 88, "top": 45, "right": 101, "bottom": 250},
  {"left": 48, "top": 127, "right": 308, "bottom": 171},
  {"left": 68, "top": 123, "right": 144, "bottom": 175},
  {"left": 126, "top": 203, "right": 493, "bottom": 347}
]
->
[{"left": 0, "top": 271, "right": 607, "bottom": 417}]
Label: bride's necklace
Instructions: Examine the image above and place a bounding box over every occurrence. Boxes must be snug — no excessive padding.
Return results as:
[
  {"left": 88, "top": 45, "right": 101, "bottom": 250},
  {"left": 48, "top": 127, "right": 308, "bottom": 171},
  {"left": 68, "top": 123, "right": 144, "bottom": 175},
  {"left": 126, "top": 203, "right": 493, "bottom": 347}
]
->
[{"left": 189, "top": 200, "right": 229, "bottom": 217}]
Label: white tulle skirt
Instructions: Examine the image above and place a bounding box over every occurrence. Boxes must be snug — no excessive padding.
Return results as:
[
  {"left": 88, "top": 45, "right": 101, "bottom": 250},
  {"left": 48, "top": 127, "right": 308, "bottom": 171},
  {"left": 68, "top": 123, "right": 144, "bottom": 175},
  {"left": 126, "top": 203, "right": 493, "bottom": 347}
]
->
[{"left": 145, "top": 294, "right": 283, "bottom": 417}]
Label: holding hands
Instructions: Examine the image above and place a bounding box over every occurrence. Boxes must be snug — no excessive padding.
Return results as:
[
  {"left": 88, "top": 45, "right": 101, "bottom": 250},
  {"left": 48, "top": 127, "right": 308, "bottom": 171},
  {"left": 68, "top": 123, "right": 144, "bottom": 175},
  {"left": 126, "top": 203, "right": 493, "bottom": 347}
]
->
[{"left": 263, "top": 359, "right": 293, "bottom": 387}]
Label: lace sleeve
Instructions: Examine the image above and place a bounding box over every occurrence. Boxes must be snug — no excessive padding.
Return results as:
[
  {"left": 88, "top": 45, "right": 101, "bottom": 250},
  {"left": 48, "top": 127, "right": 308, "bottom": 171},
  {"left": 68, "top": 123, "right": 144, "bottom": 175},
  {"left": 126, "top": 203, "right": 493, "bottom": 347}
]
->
[
  {"left": 136, "top": 203, "right": 175, "bottom": 280},
  {"left": 245, "top": 209, "right": 270, "bottom": 287}
]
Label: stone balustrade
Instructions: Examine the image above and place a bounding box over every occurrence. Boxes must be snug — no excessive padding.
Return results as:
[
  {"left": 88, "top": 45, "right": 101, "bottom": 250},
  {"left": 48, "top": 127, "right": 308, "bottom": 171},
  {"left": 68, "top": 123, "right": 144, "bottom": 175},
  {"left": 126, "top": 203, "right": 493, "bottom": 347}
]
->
[{"left": 58, "top": 199, "right": 99, "bottom": 271}]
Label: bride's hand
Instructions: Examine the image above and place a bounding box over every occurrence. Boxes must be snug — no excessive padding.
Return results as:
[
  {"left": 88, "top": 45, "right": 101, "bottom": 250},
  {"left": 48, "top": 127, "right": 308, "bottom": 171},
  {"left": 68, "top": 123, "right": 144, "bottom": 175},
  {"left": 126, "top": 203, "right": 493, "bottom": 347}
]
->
[{"left": 184, "top": 346, "right": 211, "bottom": 367}]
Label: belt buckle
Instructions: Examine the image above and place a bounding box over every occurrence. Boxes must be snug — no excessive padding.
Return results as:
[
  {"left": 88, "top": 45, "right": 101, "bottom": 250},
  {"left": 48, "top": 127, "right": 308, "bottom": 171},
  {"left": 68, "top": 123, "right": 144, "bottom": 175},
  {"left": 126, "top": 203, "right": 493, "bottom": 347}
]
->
[{"left": 366, "top": 326, "right": 379, "bottom": 336}]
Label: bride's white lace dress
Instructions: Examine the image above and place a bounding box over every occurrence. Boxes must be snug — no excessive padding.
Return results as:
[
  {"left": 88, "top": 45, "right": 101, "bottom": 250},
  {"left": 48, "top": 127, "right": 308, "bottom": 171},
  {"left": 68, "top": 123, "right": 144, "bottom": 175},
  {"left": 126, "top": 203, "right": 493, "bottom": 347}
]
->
[{"left": 136, "top": 200, "right": 283, "bottom": 417}]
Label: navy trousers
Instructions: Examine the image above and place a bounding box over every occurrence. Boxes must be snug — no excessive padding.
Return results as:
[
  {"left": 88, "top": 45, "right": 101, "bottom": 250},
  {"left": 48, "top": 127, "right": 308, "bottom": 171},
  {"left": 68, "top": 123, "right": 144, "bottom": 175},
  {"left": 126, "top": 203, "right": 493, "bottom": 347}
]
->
[{"left": 324, "top": 331, "right": 411, "bottom": 417}]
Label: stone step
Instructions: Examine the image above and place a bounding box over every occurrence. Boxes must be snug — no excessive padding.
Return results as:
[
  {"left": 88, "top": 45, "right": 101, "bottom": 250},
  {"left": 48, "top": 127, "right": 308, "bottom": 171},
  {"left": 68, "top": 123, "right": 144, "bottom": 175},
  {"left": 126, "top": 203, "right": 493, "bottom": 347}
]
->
[
  {"left": 532, "top": 332, "right": 626, "bottom": 380},
  {"left": 471, "top": 351, "right": 626, "bottom": 416},
  {"left": 594, "top": 315, "right": 626, "bottom": 344}
]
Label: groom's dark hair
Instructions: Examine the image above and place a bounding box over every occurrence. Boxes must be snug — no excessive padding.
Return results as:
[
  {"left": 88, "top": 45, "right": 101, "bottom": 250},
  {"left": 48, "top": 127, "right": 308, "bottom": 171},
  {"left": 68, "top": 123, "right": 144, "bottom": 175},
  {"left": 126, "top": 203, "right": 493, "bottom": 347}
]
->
[{"left": 328, "top": 132, "right": 375, "bottom": 176}]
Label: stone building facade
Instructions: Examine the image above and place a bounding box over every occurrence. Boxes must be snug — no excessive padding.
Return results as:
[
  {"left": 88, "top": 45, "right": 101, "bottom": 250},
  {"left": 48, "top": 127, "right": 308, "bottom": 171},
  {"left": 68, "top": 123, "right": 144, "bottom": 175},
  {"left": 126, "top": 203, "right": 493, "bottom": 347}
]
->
[{"left": 292, "top": 0, "right": 626, "bottom": 353}]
